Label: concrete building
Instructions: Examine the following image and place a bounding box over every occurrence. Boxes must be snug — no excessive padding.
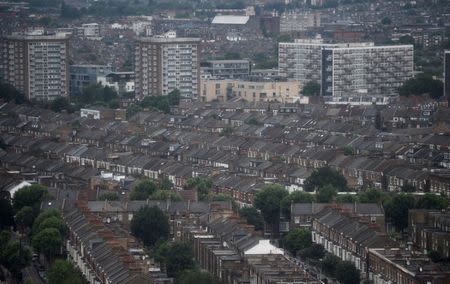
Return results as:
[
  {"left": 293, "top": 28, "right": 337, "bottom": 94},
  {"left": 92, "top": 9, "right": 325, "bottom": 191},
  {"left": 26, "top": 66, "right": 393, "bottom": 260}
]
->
[
  {"left": 445, "top": 50, "right": 450, "bottom": 102},
  {"left": 278, "top": 39, "right": 413, "bottom": 104},
  {"left": 280, "top": 12, "right": 321, "bottom": 33},
  {"left": 201, "top": 59, "right": 250, "bottom": 79},
  {"left": 78, "top": 23, "right": 100, "bottom": 38},
  {"left": 0, "top": 31, "right": 70, "bottom": 101},
  {"left": 134, "top": 36, "right": 200, "bottom": 99},
  {"left": 97, "top": 72, "right": 134, "bottom": 94},
  {"left": 200, "top": 78, "right": 301, "bottom": 103},
  {"left": 322, "top": 44, "right": 414, "bottom": 105},
  {"left": 278, "top": 39, "right": 350, "bottom": 86},
  {"left": 69, "top": 65, "right": 113, "bottom": 96}
]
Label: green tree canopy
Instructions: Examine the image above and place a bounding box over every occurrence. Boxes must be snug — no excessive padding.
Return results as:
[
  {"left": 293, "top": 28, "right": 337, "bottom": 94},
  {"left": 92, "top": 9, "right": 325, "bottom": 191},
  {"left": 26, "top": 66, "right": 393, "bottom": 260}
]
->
[
  {"left": 0, "top": 197, "right": 15, "bottom": 230},
  {"left": 164, "top": 242, "right": 195, "bottom": 277},
  {"left": 304, "top": 167, "right": 348, "bottom": 192},
  {"left": 239, "top": 207, "right": 264, "bottom": 231},
  {"left": 32, "top": 209, "right": 60, "bottom": 233},
  {"left": 335, "top": 261, "right": 361, "bottom": 284},
  {"left": 283, "top": 228, "right": 312, "bottom": 256},
  {"left": 37, "top": 216, "right": 68, "bottom": 237},
  {"left": 129, "top": 180, "right": 158, "bottom": 200},
  {"left": 335, "top": 194, "right": 357, "bottom": 203},
  {"left": 78, "top": 83, "right": 118, "bottom": 106},
  {"left": 0, "top": 82, "right": 28, "bottom": 104},
  {"left": 98, "top": 192, "right": 119, "bottom": 201},
  {"left": 130, "top": 205, "right": 169, "bottom": 247},
  {"left": 299, "top": 243, "right": 325, "bottom": 260},
  {"left": 316, "top": 185, "right": 337, "bottom": 203},
  {"left": 176, "top": 269, "right": 217, "bottom": 284},
  {"left": 357, "top": 188, "right": 385, "bottom": 203},
  {"left": 50, "top": 97, "right": 74, "bottom": 113},
  {"left": 13, "top": 184, "right": 49, "bottom": 212},
  {"left": 321, "top": 254, "right": 340, "bottom": 276},
  {"left": 47, "top": 259, "right": 84, "bottom": 284},
  {"left": 301, "top": 81, "right": 321, "bottom": 96},
  {"left": 15, "top": 206, "right": 36, "bottom": 231},
  {"left": 416, "top": 194, "right": 448, "bottom": 210},
  {"left": 185, "top": 177, "right": 213, "bottom": 201},
  {"left": 1, "top": 241, "right": 32, "bottom": 278},
  {"left": 254, "top": 184, "right": 289, "bottom": 235},
  {"left": 32, "top": 227, "right": 63, "bottom": 260},
  {"left": 399, "top": 74, "right": 443, "bottom": 100},
  {"left": 383, "top": 193, "right": 415, "bottom": 231}
]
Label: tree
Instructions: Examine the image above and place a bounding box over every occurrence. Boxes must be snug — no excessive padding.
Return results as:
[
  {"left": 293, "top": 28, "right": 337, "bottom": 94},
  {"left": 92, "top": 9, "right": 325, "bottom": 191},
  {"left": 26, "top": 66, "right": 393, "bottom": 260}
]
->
[
  {"left": 98, "top": 192, "right": 119, "bottom": 201},
  {"left": 335, "top": 261, "right": 360, "bottom": 284},
  {"left": 1, "top": 241, "right": 32, "bottom": 280},
  {"left": 316, "top": 185, "right": 337, "bottom": 203},
  {"left": 0, "top": 82, "right": 28, "bottom": 104},
  {"left": 61, "top": 2, "right": 81, "bottom": 19},
  {"left": 160, "top": 178, "right": 173, "bottom": 191},
  {"left": 37, "top": 216, "right": 68, "bottom": 237},
  {"left": 299, "top": 243, "right": 325, "bottom": 260},
  {"left": 32, "top": 209, "right": 60, "bottom": 233},
  {"left": 416, "top": 194, "right": 448, "bottom": 210},
  {"left": 0, "top": 197, "right": 15, "bottom": 230},
  {"left": 381, "top": 16, "right": 392, "bottom": 25},
  {"left": 50, "top": 97, "right": 72, "bottom": 112},
  {"left": 254, "top": 184, "right": 289, "bottom": 236},
  {"left": 335, "top": 194, "right": 357, "bottom": 203},
  {"left": 304, "top": 167, "right": 348, "bottom": 192},
  {"left": 129, "top": 180, "right": 158, "bottom": 200},
  {"left": 321, "top": 254, "right": 339, "bottom": 276},
  {"left": 239, "top": 207, "right": 264, "bottom": 231},
  {"left": 342, "top": 145, "right": 354, "bottom": 156},
  {"left": 47, "top": 259, "right": 84, "bottom": 284},
  {"left": 301, "top": 81, "right": 321, "bottom": 96},
  {"left": 32, "top": 228, "right": 63, "bottom": 260},
  {"left": 185, "top": 177, "right": 213, "bottom": 201},
  {"left": 284, "top": 228, "right": 312, "bottom": 256},
  {"left": 149, "top": 190, "right": 181, "bottom": 201},
  {"left": 383, "top": 194, "right": 415, "bottom": 231},
  {"left": 0, "top": 230, "right": 12, "bottom": 251},
  {"left": 130, "top": 206, "right": 169, "bottom": 247},
  {"left": 176, "top": 270, "right": 216, "bottom": 284},
  {"left": 167, "top": 89, "right": 181, "bottom": 105},
  {"left": 164, "top": 242, "right": 195, "bottom": 277},
  {"left": 15, "top": 206, "right": 36, "bottom": 231},
  {"left": 357, "top": 188, "right": 385, "bottom": 203},
  {"left": 399, "top": 74, "right": 443, "bottom": 100},
  {"left": 12, "top": 184, "right": 49, "bottom": 212}
]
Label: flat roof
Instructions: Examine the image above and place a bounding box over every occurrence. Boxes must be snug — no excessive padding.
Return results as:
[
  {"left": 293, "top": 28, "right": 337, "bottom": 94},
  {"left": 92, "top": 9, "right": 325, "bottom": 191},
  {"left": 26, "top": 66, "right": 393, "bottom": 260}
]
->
[
  {"left": 138, "top": 36, "right": 200, "bottom": 43},
  {"left": 212, "top": 15, "right": 249, "bottom": 25}
]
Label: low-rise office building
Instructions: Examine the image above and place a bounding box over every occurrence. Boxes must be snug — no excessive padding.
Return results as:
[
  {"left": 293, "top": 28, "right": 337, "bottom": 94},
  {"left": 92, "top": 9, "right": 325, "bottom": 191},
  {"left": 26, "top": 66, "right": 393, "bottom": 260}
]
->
[{"left": 200, "top": 78, "right": 301, "bottom": 103}]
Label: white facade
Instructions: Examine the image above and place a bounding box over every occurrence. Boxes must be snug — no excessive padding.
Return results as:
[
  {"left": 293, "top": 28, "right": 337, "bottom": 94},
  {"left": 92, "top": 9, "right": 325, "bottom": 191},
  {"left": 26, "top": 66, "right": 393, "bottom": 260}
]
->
[
  {"left": 280, "top": 12, "right": 321, "bottom": 33},
  {"left": 80, "top": 108, "right": 100, "bottom": 119},
  {"left": 80, "top": 23, "right": 100, "bottom": 38}
]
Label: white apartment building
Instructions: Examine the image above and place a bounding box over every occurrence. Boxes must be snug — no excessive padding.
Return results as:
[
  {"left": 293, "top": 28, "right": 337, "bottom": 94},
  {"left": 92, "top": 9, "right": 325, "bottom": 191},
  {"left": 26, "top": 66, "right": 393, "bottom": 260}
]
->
[
  {"left": 279, "top": 39, "right": 413, "bottom": 104},
  {"left": 134, "top": 36, "right": 200, "bottom": 98},
  {"left": 322, "top": 44, "right": 414, "bottom": 104}
]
